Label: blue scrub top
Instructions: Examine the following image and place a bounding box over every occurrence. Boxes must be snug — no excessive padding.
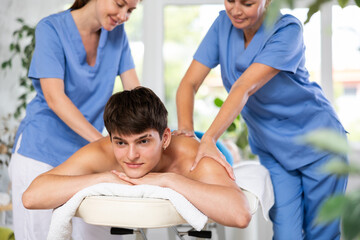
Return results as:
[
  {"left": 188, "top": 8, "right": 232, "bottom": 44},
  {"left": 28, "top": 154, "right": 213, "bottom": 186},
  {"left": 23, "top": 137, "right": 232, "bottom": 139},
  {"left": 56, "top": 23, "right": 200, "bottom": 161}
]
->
[
  {"left": 194, "top": 11, "right": 346, "bottom": 170},
  {"left": 13, "top": 9, "right": 135, "bottom": 167}
]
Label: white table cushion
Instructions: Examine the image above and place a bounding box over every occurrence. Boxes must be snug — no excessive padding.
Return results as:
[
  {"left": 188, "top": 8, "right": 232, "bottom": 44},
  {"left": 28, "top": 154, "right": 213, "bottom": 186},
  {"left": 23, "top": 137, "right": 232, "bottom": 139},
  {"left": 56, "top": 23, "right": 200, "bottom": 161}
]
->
[{"left": 75, "top": 190, "right": 258, "bottom": 228}]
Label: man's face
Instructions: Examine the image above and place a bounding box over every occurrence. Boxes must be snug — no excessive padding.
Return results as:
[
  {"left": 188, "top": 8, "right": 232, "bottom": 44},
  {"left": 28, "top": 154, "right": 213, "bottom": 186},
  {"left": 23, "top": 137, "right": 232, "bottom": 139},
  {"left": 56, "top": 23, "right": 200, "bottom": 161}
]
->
[{"left": 111, "top": 129, "right": 164, "bottom": 178}]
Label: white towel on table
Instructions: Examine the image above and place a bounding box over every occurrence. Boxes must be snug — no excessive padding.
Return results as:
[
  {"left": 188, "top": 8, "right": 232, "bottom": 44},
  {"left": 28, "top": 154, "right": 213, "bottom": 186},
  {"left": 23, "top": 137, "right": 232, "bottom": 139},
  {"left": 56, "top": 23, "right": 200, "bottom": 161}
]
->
[
  {"left": 234, "top": 161, "right": 274, "bottom": 221},
  {"left": 47, "top": 183, "right": 208, "bottom": 240}
]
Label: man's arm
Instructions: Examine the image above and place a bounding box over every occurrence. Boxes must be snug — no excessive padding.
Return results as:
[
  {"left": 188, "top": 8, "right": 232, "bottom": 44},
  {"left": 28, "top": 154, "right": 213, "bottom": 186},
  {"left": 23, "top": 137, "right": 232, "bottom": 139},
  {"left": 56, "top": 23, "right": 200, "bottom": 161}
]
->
[
  {"left": 22, "top": 137, "right": 129, "bottom": 209},
  {"left": 116, "top": 158, "right": 251, "bottom": 228},
  {"left": 170, "top": 158, "right": 251, "bottom": 228}
]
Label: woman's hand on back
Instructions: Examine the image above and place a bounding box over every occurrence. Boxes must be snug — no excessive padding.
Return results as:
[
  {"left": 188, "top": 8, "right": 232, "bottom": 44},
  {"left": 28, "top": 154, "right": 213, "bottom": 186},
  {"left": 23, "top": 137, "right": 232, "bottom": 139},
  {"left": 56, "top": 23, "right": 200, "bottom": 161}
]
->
[
  {"left": 192, "top": 137, "right": 235, "bottom": 181},
  {"left": 171, "top": 129, "right": 195, "bottom": 137}
]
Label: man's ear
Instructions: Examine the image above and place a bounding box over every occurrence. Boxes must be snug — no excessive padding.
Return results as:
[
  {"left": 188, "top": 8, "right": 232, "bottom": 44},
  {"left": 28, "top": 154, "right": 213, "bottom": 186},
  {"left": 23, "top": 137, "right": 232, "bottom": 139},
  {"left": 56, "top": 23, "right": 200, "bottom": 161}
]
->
[{"left": 162, "top": 128, "right": 171, "bottom": 150}]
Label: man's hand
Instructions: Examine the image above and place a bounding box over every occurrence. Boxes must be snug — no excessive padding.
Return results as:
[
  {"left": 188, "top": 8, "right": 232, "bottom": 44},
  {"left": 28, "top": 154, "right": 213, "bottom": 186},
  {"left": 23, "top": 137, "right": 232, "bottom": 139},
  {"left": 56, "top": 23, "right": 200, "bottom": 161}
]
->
[
  {"left": 111, "top": 170, "right": 172, "bottom": 187},
  {"left": 103, "top": 171, "right": 133, "bottom": 185}
]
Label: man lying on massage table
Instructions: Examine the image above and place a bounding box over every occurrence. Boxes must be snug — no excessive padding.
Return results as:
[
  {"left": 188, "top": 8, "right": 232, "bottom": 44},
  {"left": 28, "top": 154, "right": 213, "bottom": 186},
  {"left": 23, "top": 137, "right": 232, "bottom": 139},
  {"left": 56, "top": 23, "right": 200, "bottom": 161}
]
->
[{"left": 23, "top": 86, "right": 251, "bottom": 231}]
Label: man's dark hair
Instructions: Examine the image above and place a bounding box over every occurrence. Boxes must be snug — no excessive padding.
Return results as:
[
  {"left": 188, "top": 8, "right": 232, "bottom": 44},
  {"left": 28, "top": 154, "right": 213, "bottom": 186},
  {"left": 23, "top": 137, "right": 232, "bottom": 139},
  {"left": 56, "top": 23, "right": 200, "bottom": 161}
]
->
[{"left": 104, "top": 87, "right": 168, "bottom": 138}]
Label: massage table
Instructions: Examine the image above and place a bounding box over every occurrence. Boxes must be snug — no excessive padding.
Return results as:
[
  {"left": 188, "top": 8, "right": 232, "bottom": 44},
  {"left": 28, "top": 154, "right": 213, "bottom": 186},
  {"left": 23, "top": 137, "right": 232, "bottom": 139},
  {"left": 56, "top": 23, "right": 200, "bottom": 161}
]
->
[{"left": 74, "top": 189, "right": 259, "bottom": 240}]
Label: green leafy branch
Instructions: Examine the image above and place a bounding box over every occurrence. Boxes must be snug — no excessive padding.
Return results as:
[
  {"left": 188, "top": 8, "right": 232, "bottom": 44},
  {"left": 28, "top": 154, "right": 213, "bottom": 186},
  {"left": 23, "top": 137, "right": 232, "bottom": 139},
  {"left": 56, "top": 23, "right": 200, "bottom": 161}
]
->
[
  {"left": 267, "top": 0, "right": 360, "bottom": 24},
  {"left": 1, "top": 18, "right": 35, "bottom": 119},
  {"left": 303, "top": 0, "right": 360, "bottom": 23}
]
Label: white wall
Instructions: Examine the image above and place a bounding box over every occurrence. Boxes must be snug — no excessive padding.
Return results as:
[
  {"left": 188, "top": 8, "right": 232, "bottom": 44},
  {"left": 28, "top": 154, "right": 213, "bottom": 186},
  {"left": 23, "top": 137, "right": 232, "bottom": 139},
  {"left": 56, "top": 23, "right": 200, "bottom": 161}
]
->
[{"left": 0, "top": 0, "right": 72, "bottom": 118}]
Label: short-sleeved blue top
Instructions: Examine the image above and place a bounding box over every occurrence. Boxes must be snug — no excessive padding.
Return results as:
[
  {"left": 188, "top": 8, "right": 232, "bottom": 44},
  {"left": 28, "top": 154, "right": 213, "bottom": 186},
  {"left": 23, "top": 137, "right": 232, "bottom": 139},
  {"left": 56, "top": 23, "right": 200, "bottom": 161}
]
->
[
  {"left": 194, "top": 11, "right": 346, "bottom": 170},
  {"left": 13, "top": 9, "right": 135, "bottom": 167}
]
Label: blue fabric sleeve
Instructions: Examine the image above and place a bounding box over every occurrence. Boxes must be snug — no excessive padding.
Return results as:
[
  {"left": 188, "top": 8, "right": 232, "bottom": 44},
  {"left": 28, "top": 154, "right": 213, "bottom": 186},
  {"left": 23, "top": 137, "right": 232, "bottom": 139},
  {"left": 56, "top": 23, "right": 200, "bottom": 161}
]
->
[
  {"left": 193, "top": 16, "right": 220, "bottom": 69},
  {"left": 118, "top": 27, "right": 135, "bottom": 75},
  {"left": 254, "top": 20, "right": 304, "bottom": 74},
  {"left": 28, "top": 19, "right": 65, "bottom": 80}
]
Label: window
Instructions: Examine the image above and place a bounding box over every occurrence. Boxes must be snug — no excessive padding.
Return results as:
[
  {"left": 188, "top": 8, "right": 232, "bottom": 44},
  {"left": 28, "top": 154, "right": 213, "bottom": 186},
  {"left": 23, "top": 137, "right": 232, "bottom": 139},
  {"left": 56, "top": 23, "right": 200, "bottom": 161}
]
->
[
  {"left": 114, "top": 4, "right": 144, "bottom": 92},
  {"left": 332, "top": 5, "right": 360, "bottom": 141},
  {"left": 163, "top": 4, "right": 225, "bottom": 130}
]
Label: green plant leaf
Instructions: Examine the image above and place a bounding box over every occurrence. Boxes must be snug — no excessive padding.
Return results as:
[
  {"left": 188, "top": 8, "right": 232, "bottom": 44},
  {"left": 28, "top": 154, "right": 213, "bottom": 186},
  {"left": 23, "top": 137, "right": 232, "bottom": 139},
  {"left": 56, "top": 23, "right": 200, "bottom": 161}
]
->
[
  {"left": 316, "top": 194, "right": 348, "bottom": 223},
  {"left": 305, "top": 0, "right": 331, "bottom": 24},
  {"left": 15, "top": 44, "right": 20, "bottom": 53},
  {"left": 296, "top": 129, "right": 350, "bottom": 154},
  {"left": 342, "top": 193, "right": 360, "bottom": 240},
  {"left": 265, "top": 0, "right": 282, "bottom": 27},
  {"left": 16, "top": 18, "right": 24, "bottom": 23},
  {"left": 214, "top": 97, "right": 223, "bottom": 107},
  {"left": 236, "top": 127, "right": 248, "bottom": 150},
  {"left": 227, "top": 122, "right": 237, "bottom": 132},
  {"left": 19, "top": 93, "right": 27, "bottom": 100},
  {"left": 285, "top": 0, "right": 295, "bottom": 9},
  {"left": 1, "top": 61, "right": 8, "bottom": 69},
  {"left": 322, "top": 160, "right": 360, "bottom": 176},
  {"left": 355, "top": 0, "right": 360, "bottom": 7},
  {"left": 337, "top": 0, "right": 349, "bottom": 8}
]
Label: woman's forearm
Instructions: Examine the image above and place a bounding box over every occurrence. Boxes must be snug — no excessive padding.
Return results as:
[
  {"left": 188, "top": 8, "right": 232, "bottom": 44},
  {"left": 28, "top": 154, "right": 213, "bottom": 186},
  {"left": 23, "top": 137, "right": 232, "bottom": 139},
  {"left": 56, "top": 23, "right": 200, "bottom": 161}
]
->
[
  {"left": 41, "top": 78, "right": 103, "bottom": 142},
  {"left": 204, "top": 63, "right": 279, "bottom": 142},
  {"left": 204, "top": 83, "right": 249, "bottom": 142},
  {"left": 176, "top": 60, "right": 211, "bottom": 131},
  {"left": 48, "top": 93, "right": 104, "bottom": 142},
  {"left": 119, "top": 68, "right": 140, "bottom": 90},
  {"left": 176, "top": 80, "right": 196, "bottom": 131}
]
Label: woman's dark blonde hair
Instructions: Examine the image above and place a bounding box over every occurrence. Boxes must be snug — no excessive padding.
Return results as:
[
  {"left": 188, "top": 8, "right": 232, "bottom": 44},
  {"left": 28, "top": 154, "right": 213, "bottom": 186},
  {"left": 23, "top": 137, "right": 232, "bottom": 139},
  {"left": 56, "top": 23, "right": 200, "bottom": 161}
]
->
[{"left": 70, "top": 0, "right": 91, "bottom": 10}]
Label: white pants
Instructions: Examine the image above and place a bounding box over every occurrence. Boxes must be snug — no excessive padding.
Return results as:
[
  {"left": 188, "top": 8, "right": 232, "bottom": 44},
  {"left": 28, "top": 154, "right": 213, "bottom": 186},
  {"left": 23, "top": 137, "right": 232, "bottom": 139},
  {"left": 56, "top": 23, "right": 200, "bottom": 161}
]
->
[{"left": 9, "top": 136, "right": 122, "bottom": 240}]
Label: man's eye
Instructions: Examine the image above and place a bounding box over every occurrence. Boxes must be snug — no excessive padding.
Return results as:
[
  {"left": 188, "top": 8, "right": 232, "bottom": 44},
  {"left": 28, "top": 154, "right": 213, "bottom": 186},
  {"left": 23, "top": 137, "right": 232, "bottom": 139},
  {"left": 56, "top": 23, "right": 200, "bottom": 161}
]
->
[
  {"left": 116, "top": 141, "right": 125, "bottom": 145},
  {"left": 139, "top": 139, "right": 149, "bottom": 144}
]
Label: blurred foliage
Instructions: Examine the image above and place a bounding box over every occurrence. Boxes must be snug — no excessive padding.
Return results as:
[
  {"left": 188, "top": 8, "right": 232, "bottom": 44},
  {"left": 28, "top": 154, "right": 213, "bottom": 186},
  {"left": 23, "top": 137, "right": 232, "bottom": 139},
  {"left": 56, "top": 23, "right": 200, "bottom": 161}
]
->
[
  {"left": 163, "top": 6, "right": 203, "bottom": 128},
  {"left": 267, "top": 0, "right": 360, "bottom": 24},
  {"left": 164, "top": 6, "right": 202, "bottom": 45},
  {"left": 299, "top": 129, "right": 360, "bottom": 240},
  {"left": 214, "top": 97, "right": 257, "bottom": 160},
  {"left": 297, "top": 129, "right": 350, "bottom": 154},
  {"left": 1, "top": 18, "right": 35, "bottom": 119},
  {"left": 0, "top": 114, "right": 19, "bottom": 166}
]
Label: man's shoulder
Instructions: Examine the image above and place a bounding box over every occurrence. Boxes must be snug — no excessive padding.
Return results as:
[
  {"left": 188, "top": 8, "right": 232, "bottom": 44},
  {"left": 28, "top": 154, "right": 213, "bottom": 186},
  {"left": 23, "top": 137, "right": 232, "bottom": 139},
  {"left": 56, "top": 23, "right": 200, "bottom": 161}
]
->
[
  {"left": 169, "top": 135, "right": 199, "bottom": 157},
  {"left": 76, "top": 136, "right": 117, "bottom": 172},
  {"left": 87, "top": 136, "right": 113, "bottom": 156}
]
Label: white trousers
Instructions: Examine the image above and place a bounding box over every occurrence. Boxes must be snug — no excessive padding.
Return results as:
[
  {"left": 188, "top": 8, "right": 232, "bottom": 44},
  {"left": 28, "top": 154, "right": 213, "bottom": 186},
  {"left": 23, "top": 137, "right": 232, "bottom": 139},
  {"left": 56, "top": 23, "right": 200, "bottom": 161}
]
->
[{"left": 9, "top": 136, "right": 122, "bottom": 240}]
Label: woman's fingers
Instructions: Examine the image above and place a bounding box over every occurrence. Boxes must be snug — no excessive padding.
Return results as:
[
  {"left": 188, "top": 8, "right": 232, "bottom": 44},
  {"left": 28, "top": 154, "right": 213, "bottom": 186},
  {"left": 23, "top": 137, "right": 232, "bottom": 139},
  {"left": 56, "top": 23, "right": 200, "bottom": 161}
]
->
[
  {"left": 191, "top": 142, "right": 236, "bottom": 181},
  {"left": 172, "top": 129, "right": 195, "bottom": 137},
  {"left": 220, "top": 159, "right": 235, "bottom": 180}
]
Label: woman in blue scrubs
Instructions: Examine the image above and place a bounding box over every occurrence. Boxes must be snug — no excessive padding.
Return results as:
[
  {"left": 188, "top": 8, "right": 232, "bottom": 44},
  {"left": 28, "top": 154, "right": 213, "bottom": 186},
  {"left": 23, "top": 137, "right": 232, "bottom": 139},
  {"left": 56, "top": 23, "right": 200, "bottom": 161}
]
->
[
  {"left": 8, "top": 0, "right": 140, "bottom": 239},
  {"left": 175, "top": 0, "right": 348, "bottom": 239}
]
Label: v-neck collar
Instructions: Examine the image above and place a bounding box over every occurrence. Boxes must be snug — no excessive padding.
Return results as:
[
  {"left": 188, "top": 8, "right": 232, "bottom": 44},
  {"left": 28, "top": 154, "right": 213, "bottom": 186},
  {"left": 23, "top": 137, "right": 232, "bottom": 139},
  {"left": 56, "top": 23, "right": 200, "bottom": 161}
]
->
[
  {"left": 66, "top": 9, "right": 108, "bottom": 72},
  {"left": 241, "top": 23, "right": 265, "bottom": 54}
]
